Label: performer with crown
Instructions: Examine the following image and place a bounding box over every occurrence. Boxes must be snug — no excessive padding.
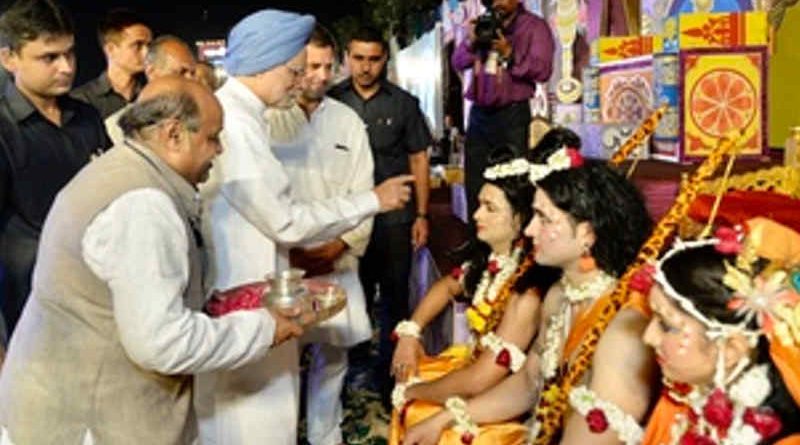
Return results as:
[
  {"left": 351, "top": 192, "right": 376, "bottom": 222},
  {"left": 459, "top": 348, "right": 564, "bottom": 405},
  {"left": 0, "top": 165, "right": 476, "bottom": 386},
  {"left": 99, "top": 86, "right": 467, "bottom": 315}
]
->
[{"left": 640, "top": 217, "right": 800, "bottom": 445}]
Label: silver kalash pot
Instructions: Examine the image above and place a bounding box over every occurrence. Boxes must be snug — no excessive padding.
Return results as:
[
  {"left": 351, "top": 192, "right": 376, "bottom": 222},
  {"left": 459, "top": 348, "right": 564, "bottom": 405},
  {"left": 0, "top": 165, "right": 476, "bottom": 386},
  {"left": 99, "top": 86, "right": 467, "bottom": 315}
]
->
[{"left": 263, "top": 268, "right": 309, "bottom": 313}]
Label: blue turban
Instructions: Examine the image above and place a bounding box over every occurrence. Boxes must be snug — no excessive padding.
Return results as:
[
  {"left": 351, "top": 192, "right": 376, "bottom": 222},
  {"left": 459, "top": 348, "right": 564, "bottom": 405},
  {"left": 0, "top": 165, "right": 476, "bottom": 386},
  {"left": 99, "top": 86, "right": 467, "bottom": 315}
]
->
[{"left": 224, "top": 9, "right": 315, "bottom": 76}]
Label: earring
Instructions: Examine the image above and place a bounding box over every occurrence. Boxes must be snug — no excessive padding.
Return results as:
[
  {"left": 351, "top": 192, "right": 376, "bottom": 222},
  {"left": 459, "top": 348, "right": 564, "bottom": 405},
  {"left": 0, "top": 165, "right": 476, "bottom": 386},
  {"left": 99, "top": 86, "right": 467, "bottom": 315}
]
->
[{"left": 578, "top": 245, "right": 596, "bottom": 272}]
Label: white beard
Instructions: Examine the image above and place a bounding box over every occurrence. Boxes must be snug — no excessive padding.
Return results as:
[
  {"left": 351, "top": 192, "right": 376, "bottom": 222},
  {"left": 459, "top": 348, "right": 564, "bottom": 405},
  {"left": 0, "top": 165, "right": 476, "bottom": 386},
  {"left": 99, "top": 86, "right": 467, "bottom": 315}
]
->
[{"left": 264, "top": 102, "right": 307, "bottom": 144}]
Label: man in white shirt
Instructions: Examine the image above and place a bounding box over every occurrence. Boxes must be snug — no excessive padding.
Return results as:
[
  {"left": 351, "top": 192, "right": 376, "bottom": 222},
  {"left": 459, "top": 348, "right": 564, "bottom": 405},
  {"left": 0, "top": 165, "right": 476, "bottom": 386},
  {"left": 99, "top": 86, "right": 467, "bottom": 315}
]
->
[
  {"left": 269, "top": 26, "right": 374, "bottom": 445},
  {"left": 0, "top": 77, "right": 303, "bottom": 444},
  {"left": 198, "top": 9, "right": 414, "bottom": 445}
]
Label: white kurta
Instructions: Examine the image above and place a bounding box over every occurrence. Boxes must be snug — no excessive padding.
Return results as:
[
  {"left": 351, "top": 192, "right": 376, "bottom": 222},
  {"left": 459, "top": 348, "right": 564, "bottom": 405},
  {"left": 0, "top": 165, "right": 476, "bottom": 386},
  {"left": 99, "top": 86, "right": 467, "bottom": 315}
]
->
[
  {"left": 270, "top": 98, "right": 375, "bottom": 445},
  {"left": 198, "top": 78, "right": 381, "bottom": 445},
  {"left": 270, "top": 97, "right": 374, "bottom": 347}
]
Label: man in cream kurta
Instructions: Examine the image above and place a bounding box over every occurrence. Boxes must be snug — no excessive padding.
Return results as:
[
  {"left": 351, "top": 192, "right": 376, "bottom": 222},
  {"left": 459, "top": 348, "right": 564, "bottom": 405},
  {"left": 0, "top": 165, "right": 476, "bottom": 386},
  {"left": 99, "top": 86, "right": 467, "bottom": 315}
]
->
[
  {"left": 197, "top": 10, "right": 413, "bottom": 445},
  {"left": 0, "top": 78, "right": 299, "bottom": 445},
  {"left": 269, "top": 29, "right": 375, "bottom": 444}
]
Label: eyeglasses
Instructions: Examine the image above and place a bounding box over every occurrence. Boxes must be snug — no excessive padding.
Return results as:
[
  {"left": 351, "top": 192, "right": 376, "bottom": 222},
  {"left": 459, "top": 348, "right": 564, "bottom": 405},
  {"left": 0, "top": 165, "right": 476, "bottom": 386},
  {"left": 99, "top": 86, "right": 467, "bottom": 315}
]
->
[{"left": 284, "top": 64, "right": 306, "bottom": 79}]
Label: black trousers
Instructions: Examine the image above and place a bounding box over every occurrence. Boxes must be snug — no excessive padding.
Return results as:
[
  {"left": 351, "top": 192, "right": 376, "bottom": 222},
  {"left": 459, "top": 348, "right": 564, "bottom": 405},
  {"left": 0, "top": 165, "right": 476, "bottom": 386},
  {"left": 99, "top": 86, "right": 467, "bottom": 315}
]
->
[
  {"left": 464, "top": 101, "right": 531, "bottom": 234},
  {"left": 358, "top": 219, "right": 412, "bottom": 399},
  {"left": 0, "top": 216, "right": 39, "bottom": 341}
]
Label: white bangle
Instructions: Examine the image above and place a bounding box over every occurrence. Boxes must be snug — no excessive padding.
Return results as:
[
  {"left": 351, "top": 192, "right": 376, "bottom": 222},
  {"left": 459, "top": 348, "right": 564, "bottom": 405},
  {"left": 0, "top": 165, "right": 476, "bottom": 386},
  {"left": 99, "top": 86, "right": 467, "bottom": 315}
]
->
[
  {"left": 393, "top": 320, "right": 422, "bottom": 340},
  {"left": 445, "top": 396, "right": 479, "bottom": 444},
  {"left": 391, "top": 377, "right": 422, "bottom": 410},
  {"left": 479, "top": 332, "right": 527, "bottom": 372},
  {"left": 568, "top": 386, "right": 643, "bottom": 445}
]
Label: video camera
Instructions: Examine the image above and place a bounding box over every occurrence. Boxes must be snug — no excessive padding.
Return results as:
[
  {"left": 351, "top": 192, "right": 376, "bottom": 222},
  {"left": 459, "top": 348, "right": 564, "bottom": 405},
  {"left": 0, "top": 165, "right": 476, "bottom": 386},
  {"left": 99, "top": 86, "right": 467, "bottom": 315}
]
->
[{"left": 473, "top": 8, "right": 503, "bottom": 52}]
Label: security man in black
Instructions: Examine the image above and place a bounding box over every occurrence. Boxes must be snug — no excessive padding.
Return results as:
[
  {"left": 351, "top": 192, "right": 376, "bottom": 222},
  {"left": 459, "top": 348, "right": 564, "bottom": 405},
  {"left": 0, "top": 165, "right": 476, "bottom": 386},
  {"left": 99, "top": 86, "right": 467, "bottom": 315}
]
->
[
  {"left": 0, "top": 3, "right": 110, "bottom": 340},
  {"left": 330, "top": 26, "right": 432, "bottom": 408}
]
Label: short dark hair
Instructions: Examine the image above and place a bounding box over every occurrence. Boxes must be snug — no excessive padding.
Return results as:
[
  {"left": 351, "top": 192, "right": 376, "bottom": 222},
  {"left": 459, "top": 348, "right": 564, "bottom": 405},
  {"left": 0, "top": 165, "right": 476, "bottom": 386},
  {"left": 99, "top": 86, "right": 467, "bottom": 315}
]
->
[
  {"left": 309, "top": 25, "right": 337, "bottom": 51},
  {"left": 0, "top": 0, "right": 73, "bottom": 51},
  {"left": 347, "top": 25, "right": 387, "bottom": 54},
  {"left": 118, "top": 91, "right": 201, "bottom": 139},
  {"left": 97, "top": 8, "right": 147, "bottom": 46}
]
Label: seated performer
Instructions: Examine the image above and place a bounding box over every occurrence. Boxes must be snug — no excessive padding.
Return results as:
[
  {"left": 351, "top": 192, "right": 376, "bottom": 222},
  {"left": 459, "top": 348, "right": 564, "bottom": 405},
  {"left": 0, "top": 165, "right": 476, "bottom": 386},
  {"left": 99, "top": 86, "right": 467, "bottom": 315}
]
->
[
  {"left": 390, "top": 145, "right": 560, "bottom": 444},
  {"left": 642, "top": 216, "right": 800, "bottom": 445},
  {"left": 403, "top": 135, "right": 655, "bottom": 445}
]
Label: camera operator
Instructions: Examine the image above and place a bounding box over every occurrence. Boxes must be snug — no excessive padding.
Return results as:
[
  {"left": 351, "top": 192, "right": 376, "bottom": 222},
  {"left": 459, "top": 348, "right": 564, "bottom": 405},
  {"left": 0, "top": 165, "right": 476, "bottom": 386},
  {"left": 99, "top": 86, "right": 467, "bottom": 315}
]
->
[{"left": 452, "top": 0, "right": 554, "bottom": 234}]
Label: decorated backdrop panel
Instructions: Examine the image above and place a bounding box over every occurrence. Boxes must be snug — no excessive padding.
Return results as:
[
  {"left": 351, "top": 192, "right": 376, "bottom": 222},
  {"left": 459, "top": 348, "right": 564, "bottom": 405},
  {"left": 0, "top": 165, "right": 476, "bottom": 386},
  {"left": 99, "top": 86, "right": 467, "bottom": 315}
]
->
[
  {"left": 680, "top": 47, "right": 766, "bottom": 159},
  {"left": 599, "top": 58, "right": 655, "bottom": 124}
]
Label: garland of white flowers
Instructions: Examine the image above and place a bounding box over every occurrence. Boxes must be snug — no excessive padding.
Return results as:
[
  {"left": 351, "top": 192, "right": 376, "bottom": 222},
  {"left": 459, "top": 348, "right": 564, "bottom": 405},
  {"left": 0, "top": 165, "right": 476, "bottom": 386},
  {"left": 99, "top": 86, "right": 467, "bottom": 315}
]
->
[
  {"left": 540, "top": 272, "right": 617, "bottom": 379},
  {"left": 393, "top": 320, "right": 422, "bottom": 339},
  {"left": 471, "top": 246, "right": 525, "bottom": 308},
  {"left": 445, "top": 396, "right": 479, "bottom": 444},
  {"left": 568, "top": 386, "right": 644, "bottom": 445},
  {"left": 666, "top": 365, "right": 777, "bottom": 445},
  {"left": 479, "top": 332, "right": 527, "bottom": 372},
  {"left": 391, "top": 376, "right": 422, "bottom": 410}
]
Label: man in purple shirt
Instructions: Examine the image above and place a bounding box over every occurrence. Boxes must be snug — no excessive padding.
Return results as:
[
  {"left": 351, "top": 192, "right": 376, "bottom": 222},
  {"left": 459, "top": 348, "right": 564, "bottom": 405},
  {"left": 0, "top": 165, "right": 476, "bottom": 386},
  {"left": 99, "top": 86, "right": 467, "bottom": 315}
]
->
[{"left": 452, "top": 0, "right": 554, "bottom": 232}]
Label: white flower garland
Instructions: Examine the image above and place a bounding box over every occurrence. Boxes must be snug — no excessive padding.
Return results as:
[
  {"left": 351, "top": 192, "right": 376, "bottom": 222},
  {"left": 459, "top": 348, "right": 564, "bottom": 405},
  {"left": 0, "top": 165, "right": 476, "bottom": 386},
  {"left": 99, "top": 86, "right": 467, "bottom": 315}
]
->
[
  {"left": 568, "top": 386, "right": 643, "bottom": 445},
  {"left": 445, "top": 396, "right": 479, "bottom": 444},
  {"left": 483, "top": 158, "right": 530, "bottom": 180},
  {"left": 394, "top": 320, "right": 422, "bottom": 339},
  {"left": 479, "top": 332, "right": 527, "bottom": 372},
  {"left": 528, "top": 148, "right": 573, "bottom": 184},
  {"left": 391, "top": 376, "right": 422, "bottom": 410},
  {"left": 666, "top": 365, "right": 775, "bottom": 445},
  {"left": 540, "top": 272, "right": 616, "bottom": 379},
  {"left": 471, "top": 246, "right": 524, "bottom": 308}
]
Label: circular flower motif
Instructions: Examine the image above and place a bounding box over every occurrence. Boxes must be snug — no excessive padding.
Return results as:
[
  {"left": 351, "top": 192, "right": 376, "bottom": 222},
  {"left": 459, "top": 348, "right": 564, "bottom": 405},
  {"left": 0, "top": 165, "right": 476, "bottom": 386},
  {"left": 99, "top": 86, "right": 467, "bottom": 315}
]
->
[
  {"left": 585, "top": 408, "right": 609, "bottom": 433},
  {"left": 703, "top": 388, "right": 734, "bottom": 429},
  {"left": 689, "top": 69, "right": 756, "bottom": 138}
]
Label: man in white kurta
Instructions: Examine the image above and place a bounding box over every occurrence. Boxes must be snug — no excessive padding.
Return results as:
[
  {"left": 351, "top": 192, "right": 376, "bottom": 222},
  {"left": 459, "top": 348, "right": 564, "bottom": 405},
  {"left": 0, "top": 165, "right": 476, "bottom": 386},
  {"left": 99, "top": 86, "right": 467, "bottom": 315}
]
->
[
  {"left": 197, "top": 10, "right": 414, "bottom": 445},
  {"left": 269, "top": 29, "right": 375, "bottom": 444}
]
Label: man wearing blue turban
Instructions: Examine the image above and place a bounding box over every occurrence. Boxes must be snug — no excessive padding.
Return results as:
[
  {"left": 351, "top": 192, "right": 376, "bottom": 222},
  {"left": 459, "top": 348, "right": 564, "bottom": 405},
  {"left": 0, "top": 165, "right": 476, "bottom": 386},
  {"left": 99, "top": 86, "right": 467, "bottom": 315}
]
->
[{"left": 198, "top": 9, "right": 415, "bottom": 444}]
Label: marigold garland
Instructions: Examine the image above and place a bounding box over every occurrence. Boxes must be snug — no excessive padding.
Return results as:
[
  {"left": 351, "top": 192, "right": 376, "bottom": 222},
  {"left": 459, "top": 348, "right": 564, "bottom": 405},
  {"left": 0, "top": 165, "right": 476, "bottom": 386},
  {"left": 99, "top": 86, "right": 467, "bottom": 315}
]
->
[
  {"left": 467, "top": 250, "right": 537, "bottom": 338},
  {"left": 531, "top": 134, "right": 741, "bottom": 445}
]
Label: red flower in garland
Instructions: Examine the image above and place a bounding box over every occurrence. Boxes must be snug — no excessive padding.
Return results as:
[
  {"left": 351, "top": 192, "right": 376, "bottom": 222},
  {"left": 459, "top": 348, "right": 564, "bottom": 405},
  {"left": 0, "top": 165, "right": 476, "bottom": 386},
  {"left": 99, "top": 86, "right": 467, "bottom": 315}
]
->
[
  {"left": 585, "top": 408, "right": 609, "bottom": 433},
  {"left": 714, "top": 226, "right": 742, "bottom": 255},
  {"left": 495, "top": 348, "right": 511, "bottom": 368},
  {"left": 680, "top": 430, "right": 716, "bottom": 445},
  {"left": 565, "top": 147, "right": 584, "bottom": 167},
  {"left": 629, "top": 263, "right": 656, "bottom": 294},
  {"left": 487, "top": 260, "right": 500, "bottom": 275},
  {"left": 451, "top": 266, "right": 465, "bottom": 280},
  {"left": 460, "top": 432, "right": 475, "bottom": 444},
  {"left": 743, "top": 406, "right": 783, "bottom": 439},
  {"left": 703, "top": 388, "right": 734, "bottom": 429}
]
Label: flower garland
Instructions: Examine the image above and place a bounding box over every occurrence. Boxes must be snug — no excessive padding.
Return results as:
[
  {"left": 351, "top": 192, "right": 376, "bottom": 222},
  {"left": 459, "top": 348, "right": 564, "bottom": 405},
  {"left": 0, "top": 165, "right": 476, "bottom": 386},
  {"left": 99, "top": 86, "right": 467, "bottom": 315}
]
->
[
  {"left": 664, "top": 365, "right": 783, "bottom": 445},
  {"left": 445, "top": 396, "right": 479, "bottom": 444},
  {"left": 391, "top": 376, "right": 422, "bottom": 410},
  {"left": 568, "top": 386, "right": 643, "bottom": 445},
  {"left": 479, "top": 332, "right": 526, "bottom": 372},
  {"left": 392, "top": 320, "right": 422, "bottom": 341},
  {"left": 539, "top": 272, "right": 616, "bottom": 380},
  {"left": 462, "top": 244, "right": 527, "bottom": 336}
]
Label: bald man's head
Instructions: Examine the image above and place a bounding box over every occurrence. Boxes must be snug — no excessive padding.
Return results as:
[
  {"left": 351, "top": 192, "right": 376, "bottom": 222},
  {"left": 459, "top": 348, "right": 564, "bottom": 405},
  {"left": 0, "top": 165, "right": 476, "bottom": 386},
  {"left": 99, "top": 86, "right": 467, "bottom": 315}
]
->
[
  {"left": 144, "top": 35, "right": 197, "bottom": 81},
  {"left": 120, "top": 76, "right": 223, "bottom": 184}
]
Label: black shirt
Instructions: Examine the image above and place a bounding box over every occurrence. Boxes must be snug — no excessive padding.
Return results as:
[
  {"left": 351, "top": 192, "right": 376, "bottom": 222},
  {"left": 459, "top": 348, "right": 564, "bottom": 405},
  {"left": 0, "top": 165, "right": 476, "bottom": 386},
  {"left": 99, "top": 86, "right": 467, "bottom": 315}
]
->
[
  {"left": 71, "top": 72, "right": 144, "bottom": 119},
  {"left": 329, "top": 79, "right": 432, "bottom": 225},
  {"left": 0, "top": 82, "right": 110, "bottom": 232}
]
